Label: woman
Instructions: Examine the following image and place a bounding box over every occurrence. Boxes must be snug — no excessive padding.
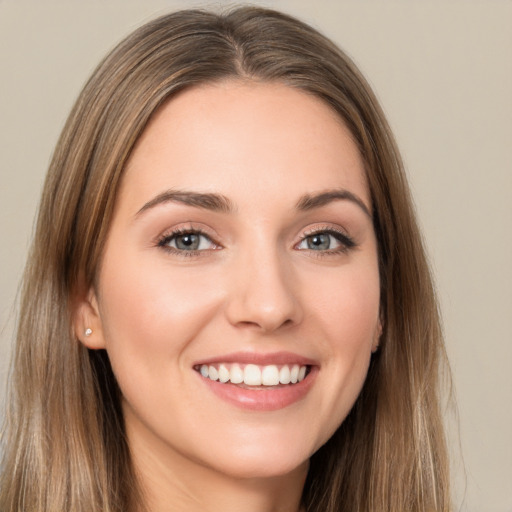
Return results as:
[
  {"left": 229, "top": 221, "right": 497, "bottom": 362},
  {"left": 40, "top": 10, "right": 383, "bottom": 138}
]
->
[{"left": 0, "top": 7, "right": 451, "bottom": 512}]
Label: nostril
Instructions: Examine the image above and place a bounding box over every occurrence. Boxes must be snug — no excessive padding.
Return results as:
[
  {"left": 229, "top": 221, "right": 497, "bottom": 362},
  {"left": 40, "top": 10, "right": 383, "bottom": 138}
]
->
[{"left": 235, "top": 316, "right": 295, "bottom": 332}]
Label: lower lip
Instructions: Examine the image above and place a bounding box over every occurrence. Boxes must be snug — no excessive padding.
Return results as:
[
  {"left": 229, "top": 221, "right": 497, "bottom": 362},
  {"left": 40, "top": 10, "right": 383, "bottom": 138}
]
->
[{"left": 197, "top": 367, "right": 318, "bottom": 411}]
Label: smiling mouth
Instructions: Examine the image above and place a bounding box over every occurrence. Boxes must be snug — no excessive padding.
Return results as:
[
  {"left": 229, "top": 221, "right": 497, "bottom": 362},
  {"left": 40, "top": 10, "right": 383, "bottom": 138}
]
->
[{"left": 194, "top": 363, "right": 311, "bottom": 387}]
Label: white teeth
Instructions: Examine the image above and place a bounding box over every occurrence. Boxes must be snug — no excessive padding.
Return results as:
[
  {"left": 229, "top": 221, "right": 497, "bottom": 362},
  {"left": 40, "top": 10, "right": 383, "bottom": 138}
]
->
[
  {"left": 208, "top": 365, "right": 219, "bottom": 381},
  {"left": 218, "top": 364, "right": 230, "bottom": 383},
  {"left": 290, "top": 364, "right": 299, "bottom": 383},
  {"left": 244, "top": 364, "right": 262, "bottom": 386},
  {"left": 230, "top": 363, "right": 244, "bottom": 384},
  {"left": 261, "top": 365, "right": 279, "bottom": 386},
  {"left": 279, "top": 365, "right": 291, "bottom": 384},
  {"left": 198, "top": 363, "right": 309, "bottom": 386}
]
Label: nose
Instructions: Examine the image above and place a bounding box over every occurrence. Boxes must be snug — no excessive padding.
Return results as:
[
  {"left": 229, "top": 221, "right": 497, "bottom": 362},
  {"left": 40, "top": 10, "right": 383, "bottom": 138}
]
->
[{"left": 225, "top": 248, "right": 303, "bottom": 333}]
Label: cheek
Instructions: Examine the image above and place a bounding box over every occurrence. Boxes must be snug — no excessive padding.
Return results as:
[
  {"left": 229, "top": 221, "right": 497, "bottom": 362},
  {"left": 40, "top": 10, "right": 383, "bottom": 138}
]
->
[
  {"left": 96, "top": 250, "right": 223, "bottom": 379},
  {"left": 312, "top": 261, "right": 380, "bottom": 347},
  {"left": 304, "top": 261, "right": 380, "bottom": 436}
]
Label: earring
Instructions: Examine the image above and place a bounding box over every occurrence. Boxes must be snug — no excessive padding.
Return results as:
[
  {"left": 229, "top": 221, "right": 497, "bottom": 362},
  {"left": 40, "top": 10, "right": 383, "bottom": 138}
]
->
[{"left": 85, "top": 328, "right": 93, "bottom": 337}]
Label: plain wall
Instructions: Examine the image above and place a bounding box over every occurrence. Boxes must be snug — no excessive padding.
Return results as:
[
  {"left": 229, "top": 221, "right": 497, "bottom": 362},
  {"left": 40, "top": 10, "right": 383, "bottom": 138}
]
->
[{"left": 0, "top": 1, "right": 511, "bottom": 511}]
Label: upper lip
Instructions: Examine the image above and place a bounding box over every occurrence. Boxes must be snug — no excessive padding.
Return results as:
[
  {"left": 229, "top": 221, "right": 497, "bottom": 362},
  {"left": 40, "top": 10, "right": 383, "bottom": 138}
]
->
[{"left": 193, "top": 351, "right": 318, "bottom": 367}]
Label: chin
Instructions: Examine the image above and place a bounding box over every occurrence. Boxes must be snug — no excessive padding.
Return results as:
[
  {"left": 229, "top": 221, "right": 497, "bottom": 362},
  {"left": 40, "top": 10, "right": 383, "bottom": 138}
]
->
[
  {"left": 191, "top": 428, "right": 317, "bottom": 481},
  {"left": 212, "top": 452, "right": 310, "bottom": 481}
]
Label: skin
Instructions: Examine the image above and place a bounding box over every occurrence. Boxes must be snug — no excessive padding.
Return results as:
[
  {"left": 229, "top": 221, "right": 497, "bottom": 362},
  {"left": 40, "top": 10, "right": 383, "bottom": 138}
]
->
[{"left": 76, "top": 81, "right": 381, "bottom": 512}]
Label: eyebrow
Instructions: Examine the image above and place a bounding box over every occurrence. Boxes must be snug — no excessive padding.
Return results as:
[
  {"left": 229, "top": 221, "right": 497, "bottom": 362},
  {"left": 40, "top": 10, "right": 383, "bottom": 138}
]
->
[
  {"left": 135, "top": 187, "right": 371, "bottom": 219},
  {"left": 296, "top": 189, "right": 371, "bottom": 217},
  {"left": 135, "top": 190, "right": 235, "bottom": 217}
]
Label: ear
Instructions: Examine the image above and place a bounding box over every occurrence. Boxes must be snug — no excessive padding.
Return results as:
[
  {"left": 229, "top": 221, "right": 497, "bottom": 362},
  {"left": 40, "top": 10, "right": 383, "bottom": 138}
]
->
[
  {"left": 371, "top": 315, "right": 384, "bottom": 353},
  {"left": 72, "top": 286, "right": 106, "bottom": 350}
]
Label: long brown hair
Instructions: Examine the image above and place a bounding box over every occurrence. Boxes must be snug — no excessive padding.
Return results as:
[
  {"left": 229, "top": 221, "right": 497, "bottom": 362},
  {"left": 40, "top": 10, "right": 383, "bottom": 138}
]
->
[{"left": 0, "top": 7, "right": 451, "bottom": 511}]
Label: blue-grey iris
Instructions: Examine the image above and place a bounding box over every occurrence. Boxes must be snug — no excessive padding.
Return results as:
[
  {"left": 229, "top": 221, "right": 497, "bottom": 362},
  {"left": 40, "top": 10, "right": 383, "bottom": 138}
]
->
[
  {"left": 176, "top": 233, "right": 200, "bottom": 250},
  {"left": 307, "top": 233, "right": 330, "bottom": 250}
]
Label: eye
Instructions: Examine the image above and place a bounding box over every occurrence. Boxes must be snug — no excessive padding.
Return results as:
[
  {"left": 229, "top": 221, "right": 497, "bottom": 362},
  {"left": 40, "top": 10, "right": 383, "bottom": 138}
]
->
[
  {"left": 296, "top": 229, "right": 355, "bottom": 253},
  {"left": 158, "top": 229, "right": 218, "bottom": 253}
]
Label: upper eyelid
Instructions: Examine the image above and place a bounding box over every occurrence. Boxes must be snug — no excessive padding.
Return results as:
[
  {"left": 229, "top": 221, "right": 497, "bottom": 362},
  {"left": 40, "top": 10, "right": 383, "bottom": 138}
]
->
[
  {"left": 298, "top": 224, "right": 352, "bottom": 240},
  {"left": 301, "top": 225, "right": 347, "bottom": 236},
  {"left": 156, "top": 223, "right": 220, "bottom": 243},
  {"left": 159, "top": 230, "right": 216, "bottom": 245}
]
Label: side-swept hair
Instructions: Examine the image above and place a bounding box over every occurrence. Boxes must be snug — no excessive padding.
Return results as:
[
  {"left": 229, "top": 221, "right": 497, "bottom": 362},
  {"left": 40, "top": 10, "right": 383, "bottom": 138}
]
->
[{"left": 0, "top": 7, "right": 450, "bottom": 511}]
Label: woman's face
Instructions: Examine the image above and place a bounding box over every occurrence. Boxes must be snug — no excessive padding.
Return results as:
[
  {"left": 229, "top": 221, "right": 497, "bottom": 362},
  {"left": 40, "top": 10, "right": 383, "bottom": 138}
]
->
[{"left": 81, "top": 81, "right": 381, "bottom": 480}]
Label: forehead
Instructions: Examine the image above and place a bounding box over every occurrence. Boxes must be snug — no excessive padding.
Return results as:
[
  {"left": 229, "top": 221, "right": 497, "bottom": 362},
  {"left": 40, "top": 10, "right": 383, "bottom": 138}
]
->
[{"left": 120, "top": 80, "right": 369, "bottom": 212}]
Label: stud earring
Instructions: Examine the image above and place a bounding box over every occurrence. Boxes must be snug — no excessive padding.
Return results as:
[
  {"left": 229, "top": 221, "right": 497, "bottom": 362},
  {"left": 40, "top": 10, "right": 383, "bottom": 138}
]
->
[{"left": 85, "top": 328, "right": 93, "bottom": 337}]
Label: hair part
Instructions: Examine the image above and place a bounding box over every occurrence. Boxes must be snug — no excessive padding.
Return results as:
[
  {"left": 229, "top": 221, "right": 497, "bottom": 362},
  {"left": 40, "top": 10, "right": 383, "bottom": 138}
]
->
[{"left": 1, "top": 7, "right": 451, "bottom": 511}]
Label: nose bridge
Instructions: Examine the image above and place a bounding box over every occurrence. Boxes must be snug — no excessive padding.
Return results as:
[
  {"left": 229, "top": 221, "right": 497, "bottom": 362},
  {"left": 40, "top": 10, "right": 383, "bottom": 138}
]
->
[{"left": 225, "top": 242, "right": 302, "bottom": 332}]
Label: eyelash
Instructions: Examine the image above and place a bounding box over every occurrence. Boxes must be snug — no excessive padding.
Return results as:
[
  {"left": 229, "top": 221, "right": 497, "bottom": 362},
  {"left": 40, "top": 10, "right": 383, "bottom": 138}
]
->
[
  {"left": 157, "top": 227, "right": 219, "bottom": 257},
  {"left": 156, "top": 226, "right": 356, "bottom": 257},
  {"left": 297, "top": 227, "right": 356, "bottom": 257}
]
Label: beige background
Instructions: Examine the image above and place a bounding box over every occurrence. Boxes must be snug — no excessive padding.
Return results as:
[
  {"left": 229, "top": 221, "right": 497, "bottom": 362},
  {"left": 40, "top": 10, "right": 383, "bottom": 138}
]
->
[{"left": 0, "top": 1, "right": 511, "bottom": 510}]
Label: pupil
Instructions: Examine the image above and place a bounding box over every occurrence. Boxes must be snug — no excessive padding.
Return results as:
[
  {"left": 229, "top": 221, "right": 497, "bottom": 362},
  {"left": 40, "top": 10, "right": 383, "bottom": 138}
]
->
[
  {"left": 308, "top": 233, "right": 330, "bottom": 250},
  {"left": 176, "top": 233, "right": 199, "bottom": 250}
]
